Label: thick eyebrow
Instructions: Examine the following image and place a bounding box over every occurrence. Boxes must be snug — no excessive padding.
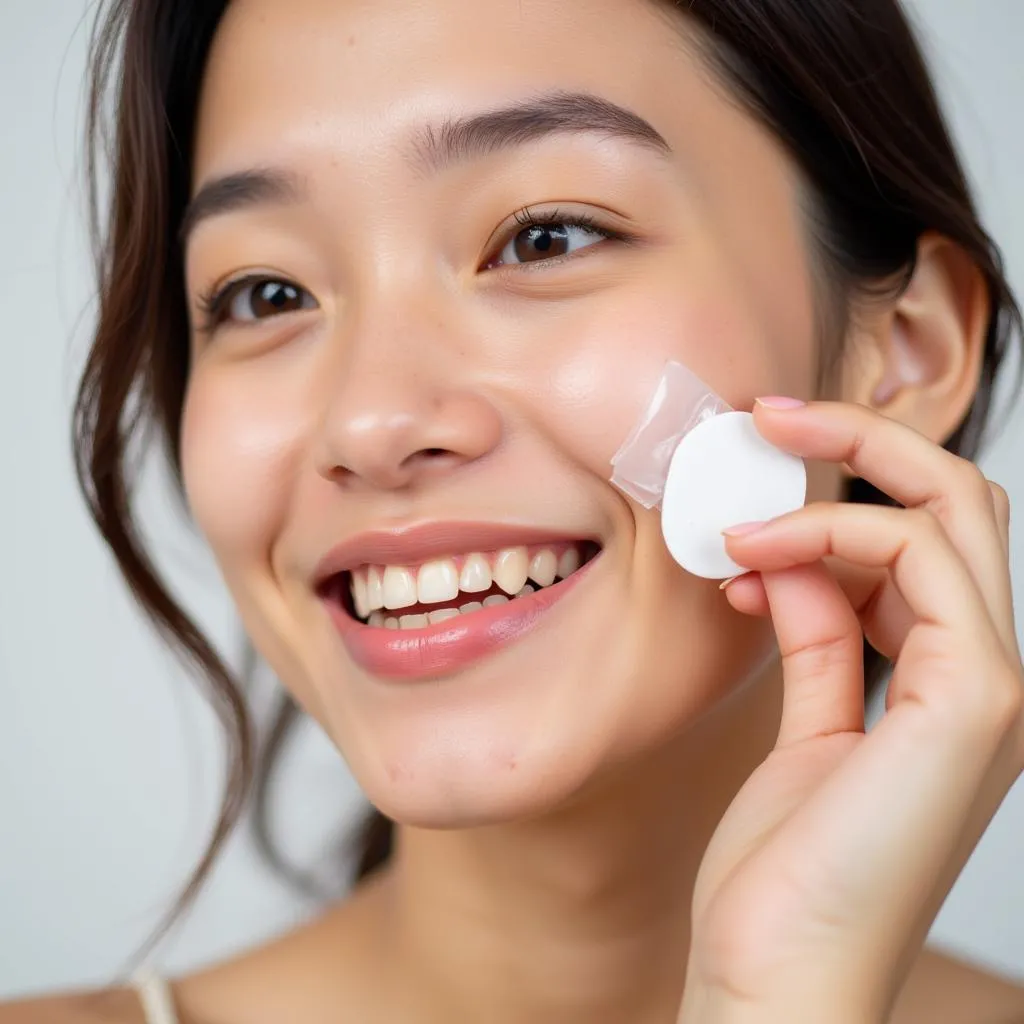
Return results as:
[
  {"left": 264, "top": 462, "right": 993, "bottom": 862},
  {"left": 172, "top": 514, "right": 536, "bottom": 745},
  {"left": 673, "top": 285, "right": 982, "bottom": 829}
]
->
[
  {"left": 408, "top": 90, "right": 672, "bottom": 175},
  {"left": 180, "top": 168, "right": 306, "bottom": 245},
  {"left": 181, "top": 91, "right": 671, "bottom": 243}
]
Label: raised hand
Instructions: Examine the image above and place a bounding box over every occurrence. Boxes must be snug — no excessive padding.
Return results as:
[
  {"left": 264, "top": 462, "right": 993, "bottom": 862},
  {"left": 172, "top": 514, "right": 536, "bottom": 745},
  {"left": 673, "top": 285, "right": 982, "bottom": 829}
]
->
[{"left": 677, "top": 398, "right": 1023, "bottom": 1024}]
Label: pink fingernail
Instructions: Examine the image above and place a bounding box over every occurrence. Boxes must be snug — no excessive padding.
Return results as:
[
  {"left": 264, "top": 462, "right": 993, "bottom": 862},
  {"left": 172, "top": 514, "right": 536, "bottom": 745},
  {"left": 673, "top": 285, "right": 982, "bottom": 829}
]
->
[
  {"left": 755, "top": 396, "right": 806, "bottom": 410},
  {"left": 722, "top": 521, "right": 768, "bottom": 537}
]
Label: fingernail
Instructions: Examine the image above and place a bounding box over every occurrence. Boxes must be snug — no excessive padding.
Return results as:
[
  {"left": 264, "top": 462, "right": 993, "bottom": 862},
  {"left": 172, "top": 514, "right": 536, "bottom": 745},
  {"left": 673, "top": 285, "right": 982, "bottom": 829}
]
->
[
  {"left": 755, "top": 396, "right": 806, "bottom": 410},
  {"left": 719, "top": 574, "right": 743, "bottom": 591},
  {"left": 722, "top": 521, "right": 768, "bottom": 537}
]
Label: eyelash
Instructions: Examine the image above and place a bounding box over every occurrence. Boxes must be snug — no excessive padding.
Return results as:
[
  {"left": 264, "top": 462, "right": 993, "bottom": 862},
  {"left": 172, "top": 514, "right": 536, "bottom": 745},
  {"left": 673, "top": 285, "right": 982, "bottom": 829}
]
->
[
  {"left": 194, "top": 206, "right": 630, "bottom": 333},
  {"left": 511, "top": 205, "right": 620, "bottom": 242}
]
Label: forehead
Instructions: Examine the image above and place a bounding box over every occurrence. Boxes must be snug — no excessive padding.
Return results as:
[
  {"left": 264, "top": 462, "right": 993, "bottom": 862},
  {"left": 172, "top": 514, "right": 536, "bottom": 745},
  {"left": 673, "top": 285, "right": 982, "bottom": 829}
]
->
[{"left": 192, "top": 0, "right": 730, "bottom": 181}]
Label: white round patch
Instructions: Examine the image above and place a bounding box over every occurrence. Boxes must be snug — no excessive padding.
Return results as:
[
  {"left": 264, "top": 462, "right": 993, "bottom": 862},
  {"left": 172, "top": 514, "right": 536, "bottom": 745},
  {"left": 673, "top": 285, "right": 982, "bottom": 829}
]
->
[{"left": 661, "top": 411, "right": 807, "bottom": 579}]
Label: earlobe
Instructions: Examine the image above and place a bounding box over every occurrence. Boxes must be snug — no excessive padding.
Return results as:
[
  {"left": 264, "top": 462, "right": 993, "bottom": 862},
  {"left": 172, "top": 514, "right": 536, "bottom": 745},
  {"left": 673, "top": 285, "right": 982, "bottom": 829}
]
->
[{"left": 857, "top": 232, "right": 989, "bottom": 444}]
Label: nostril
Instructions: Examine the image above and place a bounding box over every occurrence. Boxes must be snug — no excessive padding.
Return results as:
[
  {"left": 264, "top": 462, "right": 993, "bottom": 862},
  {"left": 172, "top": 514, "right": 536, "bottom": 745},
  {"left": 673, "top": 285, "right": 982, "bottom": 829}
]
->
[{"left": 400, "top": 447, "right": 458, "bottom": 474}]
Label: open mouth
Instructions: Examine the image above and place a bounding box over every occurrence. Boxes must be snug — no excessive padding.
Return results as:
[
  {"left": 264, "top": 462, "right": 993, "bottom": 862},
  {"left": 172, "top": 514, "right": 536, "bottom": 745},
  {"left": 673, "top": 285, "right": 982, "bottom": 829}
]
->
[{"left": 323, "top": 540, "right": 602, "bottom": 630}]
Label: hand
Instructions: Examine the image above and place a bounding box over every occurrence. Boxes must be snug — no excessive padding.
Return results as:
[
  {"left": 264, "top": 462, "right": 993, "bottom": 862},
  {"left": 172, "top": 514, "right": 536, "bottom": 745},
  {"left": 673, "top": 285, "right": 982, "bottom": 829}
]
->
[{"left": 676, "top": 398, "right": 1023, "bottom": 1024}]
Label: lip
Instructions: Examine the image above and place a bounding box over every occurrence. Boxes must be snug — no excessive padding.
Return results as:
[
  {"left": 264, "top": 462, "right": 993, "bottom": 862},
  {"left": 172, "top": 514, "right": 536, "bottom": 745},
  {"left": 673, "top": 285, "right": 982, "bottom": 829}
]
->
[
  {"left": 322, "top": 549, "right": 601, "bottom": 681},
  {"left": 313, "top": 521, "right": 601, "bottom": 580}
]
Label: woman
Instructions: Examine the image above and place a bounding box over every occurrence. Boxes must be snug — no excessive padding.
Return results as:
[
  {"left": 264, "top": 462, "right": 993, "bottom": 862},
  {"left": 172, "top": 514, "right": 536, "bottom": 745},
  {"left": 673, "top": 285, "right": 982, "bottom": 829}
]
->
[{"left": 6, "top": 0, "right": 1024, "bottom": 1020}]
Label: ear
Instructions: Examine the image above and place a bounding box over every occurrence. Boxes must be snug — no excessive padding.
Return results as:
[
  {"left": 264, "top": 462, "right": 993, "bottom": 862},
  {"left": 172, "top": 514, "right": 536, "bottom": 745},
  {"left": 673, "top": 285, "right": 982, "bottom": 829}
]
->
[{"left": 841, "top": 232, "right": 989, "bottom": 445}]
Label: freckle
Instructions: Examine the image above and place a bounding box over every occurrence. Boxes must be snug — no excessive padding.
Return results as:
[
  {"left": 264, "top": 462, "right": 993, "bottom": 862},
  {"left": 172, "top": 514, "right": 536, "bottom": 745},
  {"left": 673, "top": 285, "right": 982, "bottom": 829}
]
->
[{"left": 347, "top": 34, "right": 356, "bottom": 46}]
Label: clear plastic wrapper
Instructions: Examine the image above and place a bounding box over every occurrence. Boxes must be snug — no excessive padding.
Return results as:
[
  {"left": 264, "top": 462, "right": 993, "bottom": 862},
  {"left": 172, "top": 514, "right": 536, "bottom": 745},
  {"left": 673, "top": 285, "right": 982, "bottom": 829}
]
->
[{"left": 609, "top": 360, "right": 732, "bottom": 508}]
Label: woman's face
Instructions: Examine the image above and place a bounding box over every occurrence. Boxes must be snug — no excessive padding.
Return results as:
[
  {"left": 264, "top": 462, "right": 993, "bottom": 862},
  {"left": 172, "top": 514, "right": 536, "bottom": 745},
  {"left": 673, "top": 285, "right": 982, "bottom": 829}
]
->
[{"left": 181, "top": 0, "right": 844, "bottom": 825}]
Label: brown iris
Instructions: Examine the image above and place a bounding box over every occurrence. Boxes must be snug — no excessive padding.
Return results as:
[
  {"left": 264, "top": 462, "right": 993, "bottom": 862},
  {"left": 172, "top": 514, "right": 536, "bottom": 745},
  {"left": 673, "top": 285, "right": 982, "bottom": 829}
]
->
[
  {"left": 247, "top": 280, "right": 306, "bottom": 317},
  {"left": 512, "top": 223, "right": 570, "bottom": 263}
]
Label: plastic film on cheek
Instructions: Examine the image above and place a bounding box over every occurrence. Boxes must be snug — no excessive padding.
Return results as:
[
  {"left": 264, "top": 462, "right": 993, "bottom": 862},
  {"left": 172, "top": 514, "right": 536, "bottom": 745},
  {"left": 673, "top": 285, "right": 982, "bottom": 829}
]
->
[{"left": 609, "top": 360, "right": 732, "bottom": 509}]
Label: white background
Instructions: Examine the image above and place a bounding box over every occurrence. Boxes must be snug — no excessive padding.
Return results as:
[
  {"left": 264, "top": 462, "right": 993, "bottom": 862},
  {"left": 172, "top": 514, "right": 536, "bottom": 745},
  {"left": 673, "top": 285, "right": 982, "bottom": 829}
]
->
[{"left": 2, "top": 0, "right": 1023, "bottom": 999}]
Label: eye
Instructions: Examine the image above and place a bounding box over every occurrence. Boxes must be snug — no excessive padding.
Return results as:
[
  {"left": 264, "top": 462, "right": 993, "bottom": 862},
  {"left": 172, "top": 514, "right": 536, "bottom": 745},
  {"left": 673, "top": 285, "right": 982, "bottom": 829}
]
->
[
  {"left": 197, "top": 275, "right": 318, "bottom": 332},
  {"left": 485, "top": 208, "right": 625, "bottom": 269}
]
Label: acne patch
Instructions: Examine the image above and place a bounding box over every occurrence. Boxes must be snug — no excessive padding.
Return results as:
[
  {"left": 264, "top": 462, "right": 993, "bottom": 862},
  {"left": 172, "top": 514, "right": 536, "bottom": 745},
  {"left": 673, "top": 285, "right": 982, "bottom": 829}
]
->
[{"left": 610, "top": 361, "right": 806, "bottom": 579}]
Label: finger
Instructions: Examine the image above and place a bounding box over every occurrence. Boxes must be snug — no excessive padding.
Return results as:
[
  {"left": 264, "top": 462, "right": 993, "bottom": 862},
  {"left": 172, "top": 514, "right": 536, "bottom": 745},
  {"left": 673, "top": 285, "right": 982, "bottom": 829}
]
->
[
  {"left": 760, "top": 563, "right": 865, "bottom": 747},
  {"left": 730, "top": 549, "right": 968, "bottom": 670},
  {"left": 799, "top": 559, "right": 912, "bottom": 661},
  {"left": 855, "top": 575, "right": 914, "bottom": 662},
  {"left": 725, "top": 559, "right": 919, "bottom": 664},
  {"left": 728, "top": 503, "right": 1014, "bottom": 746},
  {"left": 721, "top": 572, "right": 769, "bottom": 616},
  {"left": 724, "top": 502, "right": 995, "bottom": 648},
  {"left": 725, "top": 554, "right": 925, "bottom": 721},
  {"left": 752, "top": 400, "right": 1015, "bottom": 648},
  {"left": 989, "top": 480, "right": 1011, "bottom": 556},
  {"left": 986, "top": 480, "right": 1021, "bottom": 660}
]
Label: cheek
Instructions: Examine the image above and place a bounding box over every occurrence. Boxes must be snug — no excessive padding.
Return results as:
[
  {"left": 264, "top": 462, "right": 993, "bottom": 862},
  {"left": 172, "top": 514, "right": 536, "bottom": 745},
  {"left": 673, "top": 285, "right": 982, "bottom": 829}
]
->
[
  {"left": 509, "top": 288, "right": 816, "bottom": 485},
  {"left": 179, "top": 368, "right": 301, "bottom": 576}
]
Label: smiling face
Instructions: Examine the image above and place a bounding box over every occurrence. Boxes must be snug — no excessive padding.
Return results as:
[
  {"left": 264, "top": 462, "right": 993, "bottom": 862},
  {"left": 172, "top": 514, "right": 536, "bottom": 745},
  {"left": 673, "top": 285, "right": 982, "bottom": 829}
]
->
[{"left": 179, "top": 0, "right": 845, "bottom": 826}]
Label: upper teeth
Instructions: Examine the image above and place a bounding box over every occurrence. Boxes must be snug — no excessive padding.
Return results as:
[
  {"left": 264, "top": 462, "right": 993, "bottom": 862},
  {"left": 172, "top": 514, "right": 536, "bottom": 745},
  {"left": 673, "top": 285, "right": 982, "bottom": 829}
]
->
[{"left": 348, "top": 545, "right": 584, "bottom": 620}]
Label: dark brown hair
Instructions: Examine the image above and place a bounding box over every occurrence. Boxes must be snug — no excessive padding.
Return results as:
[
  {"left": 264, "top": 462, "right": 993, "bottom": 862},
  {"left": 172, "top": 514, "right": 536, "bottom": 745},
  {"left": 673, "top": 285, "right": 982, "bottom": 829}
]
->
[{"left": 77, "top": 0, "right": 1022, "bottom": 972}]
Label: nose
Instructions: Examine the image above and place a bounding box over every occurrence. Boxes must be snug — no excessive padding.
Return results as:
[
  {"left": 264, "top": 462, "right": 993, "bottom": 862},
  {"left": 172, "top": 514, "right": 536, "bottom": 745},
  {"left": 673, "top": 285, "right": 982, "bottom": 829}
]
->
[{"left": 312, "top": 312, "right": 503, "bottom": 493}]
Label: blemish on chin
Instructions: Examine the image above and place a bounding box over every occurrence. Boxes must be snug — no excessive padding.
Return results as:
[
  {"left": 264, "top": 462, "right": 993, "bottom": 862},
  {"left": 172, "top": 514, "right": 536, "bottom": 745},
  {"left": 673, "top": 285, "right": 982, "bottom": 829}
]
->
[
  {"left": 488, "top": 747, "right": 520, "bottom": 773},
  {"left": 385, "top": 761, "right": 412, "bottom": 784}
]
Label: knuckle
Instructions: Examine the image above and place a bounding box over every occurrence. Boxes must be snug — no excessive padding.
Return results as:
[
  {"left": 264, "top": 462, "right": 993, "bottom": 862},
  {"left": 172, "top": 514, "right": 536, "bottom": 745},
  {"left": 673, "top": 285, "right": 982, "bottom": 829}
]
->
[
  {"left": 967, "top": 657, "right": 1024, "bottom": 730},
  {"left": 946, "top": 666, "right": 1023, "bottom": 743},
  {"left": 957, "top": 460, "right": 993, "bottom": 506},
  {"left": 845, "top": 427, "right": 869, "bottom": 469},
  {"left": 989, "top": 481, "right": 1011, "bottom": 520},
  {"left": 987, "top": 678, "right": 1024, "bottom": 735},
  {"left": 988, "top": 480, "right": 1009, "bottom": 505},
  {"left": 783, "top": 633, "right": 859, "bottom": 682},
  {"left": 907, "top": 506, "right": 944, "bottom": 542}
]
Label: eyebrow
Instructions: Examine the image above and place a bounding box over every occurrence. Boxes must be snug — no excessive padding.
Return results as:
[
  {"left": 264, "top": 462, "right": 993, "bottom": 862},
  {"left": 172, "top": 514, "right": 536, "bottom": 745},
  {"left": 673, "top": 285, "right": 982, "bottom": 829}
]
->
[
  {"left": 180, "top": 167, "right": 305, "bottom": 245},
  {"left": 180, "top": 90, "right": 671, "bottom": 243},
  {"left": 407, "top": 89, "right": 672, "bottom": 175}
]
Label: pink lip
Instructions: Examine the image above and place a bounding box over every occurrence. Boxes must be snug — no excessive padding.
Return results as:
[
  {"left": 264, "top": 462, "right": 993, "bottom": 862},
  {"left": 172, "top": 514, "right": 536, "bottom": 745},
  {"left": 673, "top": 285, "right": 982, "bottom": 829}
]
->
[
  {"left": 323, "top": 552, "right": 600, "bottom": 681},
  {"left": 313, "top": 521, "right": 599, "bottom": 580}
]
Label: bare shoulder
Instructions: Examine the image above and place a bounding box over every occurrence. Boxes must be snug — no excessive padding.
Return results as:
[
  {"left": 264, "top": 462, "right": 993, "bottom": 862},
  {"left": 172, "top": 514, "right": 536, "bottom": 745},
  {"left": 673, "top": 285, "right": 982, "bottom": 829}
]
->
[
  {"left": 0, "top": 988, "right": 145, "bottom": 1024},
  {"left": 0, "top": 874, "right": 388, "bottom": 1024},
  {"left": 891, "top": 946, "right": 1024, "bottom": 1024}
]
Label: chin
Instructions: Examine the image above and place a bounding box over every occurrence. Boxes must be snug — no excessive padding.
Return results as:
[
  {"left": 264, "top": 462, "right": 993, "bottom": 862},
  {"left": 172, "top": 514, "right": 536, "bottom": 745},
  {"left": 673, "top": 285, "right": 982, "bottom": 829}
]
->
[
  {"left": 342, "top": 724, "right": 612, "bottom": 830},
  {"left": 361, "top": 770, "right": 591, "bottom": 831}
]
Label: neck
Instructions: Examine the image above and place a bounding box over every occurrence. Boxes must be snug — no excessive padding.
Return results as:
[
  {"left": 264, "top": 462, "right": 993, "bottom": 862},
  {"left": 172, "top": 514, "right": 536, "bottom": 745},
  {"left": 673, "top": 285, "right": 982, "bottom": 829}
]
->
[{"left": 377, "top": 663, "right": 783, "bottom": 1024}]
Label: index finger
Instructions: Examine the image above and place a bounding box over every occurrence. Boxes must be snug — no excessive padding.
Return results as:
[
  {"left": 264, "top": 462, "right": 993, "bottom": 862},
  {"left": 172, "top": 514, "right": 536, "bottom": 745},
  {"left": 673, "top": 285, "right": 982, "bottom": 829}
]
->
[{"left": 751, "top": 399, "right": 1015, "bottom": 647}]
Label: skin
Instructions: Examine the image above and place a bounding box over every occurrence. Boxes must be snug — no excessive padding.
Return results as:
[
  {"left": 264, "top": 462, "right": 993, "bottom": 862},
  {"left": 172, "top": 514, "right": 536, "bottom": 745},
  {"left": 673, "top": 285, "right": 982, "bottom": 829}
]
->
[{"left": 3, "top": 0, "right": 1023, "bottom": 1021}]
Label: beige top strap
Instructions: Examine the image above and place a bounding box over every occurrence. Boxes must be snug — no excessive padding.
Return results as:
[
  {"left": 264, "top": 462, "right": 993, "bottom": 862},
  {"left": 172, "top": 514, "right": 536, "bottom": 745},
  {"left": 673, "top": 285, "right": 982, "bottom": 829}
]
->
[{"left": 129, "top": 965, "right": 180, "bottom": 1024}]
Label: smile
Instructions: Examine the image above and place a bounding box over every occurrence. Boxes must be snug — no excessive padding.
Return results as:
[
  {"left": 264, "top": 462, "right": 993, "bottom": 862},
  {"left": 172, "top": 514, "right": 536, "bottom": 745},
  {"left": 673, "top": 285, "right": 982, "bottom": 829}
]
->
[{"left": 315, "top": 524, "right": 602, "bottom": 680}]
